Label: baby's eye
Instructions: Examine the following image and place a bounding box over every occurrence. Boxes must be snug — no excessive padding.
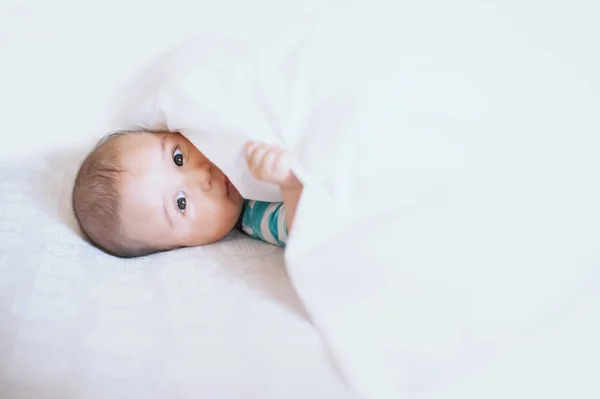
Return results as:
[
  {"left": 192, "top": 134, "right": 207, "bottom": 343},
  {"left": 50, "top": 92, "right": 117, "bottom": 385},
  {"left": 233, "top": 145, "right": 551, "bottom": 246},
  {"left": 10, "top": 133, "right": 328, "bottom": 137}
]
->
[
  {"left": 176, "top": 191, "right": 186, "bottom": 213},
  {"left": 173, "top": 148, "right": 184, "bottom": 167}
]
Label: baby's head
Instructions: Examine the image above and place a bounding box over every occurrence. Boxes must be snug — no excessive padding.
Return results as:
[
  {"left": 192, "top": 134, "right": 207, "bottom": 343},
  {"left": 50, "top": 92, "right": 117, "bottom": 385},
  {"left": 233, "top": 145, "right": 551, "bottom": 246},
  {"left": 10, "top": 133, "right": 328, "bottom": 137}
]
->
[{"left": 72, "top": 128, "right": 244, "bottom": 257}]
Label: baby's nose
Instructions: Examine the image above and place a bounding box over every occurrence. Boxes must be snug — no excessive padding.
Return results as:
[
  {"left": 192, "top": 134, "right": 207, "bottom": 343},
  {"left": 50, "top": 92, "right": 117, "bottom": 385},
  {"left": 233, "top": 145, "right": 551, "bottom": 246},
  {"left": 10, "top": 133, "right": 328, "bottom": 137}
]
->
[{"left": 189, "top": 163, "right": 212, "bottom": 191}]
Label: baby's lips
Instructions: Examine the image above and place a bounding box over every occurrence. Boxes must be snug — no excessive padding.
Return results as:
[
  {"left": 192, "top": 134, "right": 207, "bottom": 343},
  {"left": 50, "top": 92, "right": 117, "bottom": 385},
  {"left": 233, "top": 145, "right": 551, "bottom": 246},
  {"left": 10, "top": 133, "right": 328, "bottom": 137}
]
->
[{"left": 224, "top": 176, "right": 238, "bottom": 196}]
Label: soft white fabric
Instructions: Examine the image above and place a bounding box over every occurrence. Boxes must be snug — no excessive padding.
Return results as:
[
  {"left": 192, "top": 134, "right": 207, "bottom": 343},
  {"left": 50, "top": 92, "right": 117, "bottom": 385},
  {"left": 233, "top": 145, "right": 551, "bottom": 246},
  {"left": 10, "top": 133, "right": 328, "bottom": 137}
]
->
[
  {"left": 150, "top": 2, "right": 600, "bottom": 399},
  {"left": 0, "top": 155, "right": 351, "bottom": 399},
  {"left": 0, "top": 1, "right": 352, "bottom": 398},
  {"left": 1, "top": 1, "right": 599, "bottom": 399}
]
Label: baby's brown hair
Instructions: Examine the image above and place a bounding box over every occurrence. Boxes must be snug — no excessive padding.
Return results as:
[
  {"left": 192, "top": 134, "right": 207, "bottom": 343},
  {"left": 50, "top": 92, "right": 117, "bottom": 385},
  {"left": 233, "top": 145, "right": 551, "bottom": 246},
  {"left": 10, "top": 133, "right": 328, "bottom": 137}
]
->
[{"left": 72, "top": 128, "right": 168, "bottom": 258}]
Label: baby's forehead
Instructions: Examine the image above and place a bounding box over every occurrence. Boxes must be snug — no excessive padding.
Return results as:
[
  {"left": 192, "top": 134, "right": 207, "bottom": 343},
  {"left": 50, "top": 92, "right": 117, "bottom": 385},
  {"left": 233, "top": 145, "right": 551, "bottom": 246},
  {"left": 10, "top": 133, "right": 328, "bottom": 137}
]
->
[
  {"left": 117, "top": 173, "right": 167, "bottom": 239},
  {"left": 116, "top": 143, "right": 171, "bottom": 214},
  {"left": 114, "top": 133, "right": 165, "bottom": 167},
  {"left": 112, "top": 131, "right": 157, "bottom": 149}
]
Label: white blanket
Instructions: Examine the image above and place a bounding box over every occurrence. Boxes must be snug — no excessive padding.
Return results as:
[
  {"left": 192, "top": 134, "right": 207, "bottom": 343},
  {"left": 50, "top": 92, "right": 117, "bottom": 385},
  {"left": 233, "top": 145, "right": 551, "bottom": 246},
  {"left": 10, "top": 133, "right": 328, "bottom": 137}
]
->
[
  {"left": 0, "top": 2, "right": 353, "bottom": 398},
  {"left": 0, "top": 156, "right": 352, "bottom": 399},
  {"left": 2, "top": 1, "right": 599, "bottom": 398},
  {"left": 150, "top": 2, "right": 600, "bottom": 398}
]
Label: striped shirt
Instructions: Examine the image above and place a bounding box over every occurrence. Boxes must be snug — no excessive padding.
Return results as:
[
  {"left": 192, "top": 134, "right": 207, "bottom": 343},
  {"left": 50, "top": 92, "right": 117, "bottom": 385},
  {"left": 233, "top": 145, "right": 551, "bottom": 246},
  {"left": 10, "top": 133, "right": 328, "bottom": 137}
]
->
[{"left": 240, "top": 200, "right": 287, "bottom": 247}]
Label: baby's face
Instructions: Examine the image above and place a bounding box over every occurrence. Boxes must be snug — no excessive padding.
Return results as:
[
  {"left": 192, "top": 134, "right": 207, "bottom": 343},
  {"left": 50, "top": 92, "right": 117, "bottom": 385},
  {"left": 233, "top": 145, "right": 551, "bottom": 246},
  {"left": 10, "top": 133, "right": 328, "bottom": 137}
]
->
[{"left": 117, "top": 132, "right": 244, "bottom": 249}]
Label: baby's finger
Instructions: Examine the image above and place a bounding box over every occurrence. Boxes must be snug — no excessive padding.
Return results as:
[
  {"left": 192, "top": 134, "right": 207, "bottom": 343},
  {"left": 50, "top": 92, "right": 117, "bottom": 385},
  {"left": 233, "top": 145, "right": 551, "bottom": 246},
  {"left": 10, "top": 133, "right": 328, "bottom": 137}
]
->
[
  {"left": 245, "top": 142, "right": 264, "bottom": 164},
  {"left": 245, "top": 143, "right": 271, "bottom": 178},
  {"left": 260, "top": 146, "right": 285, "bottom": 176},
  {"left": 271, "top": 151, "right": 294, "bottom": 184},
  {"left": 244, "top": 141, "right": 261, "bottom": 158}
]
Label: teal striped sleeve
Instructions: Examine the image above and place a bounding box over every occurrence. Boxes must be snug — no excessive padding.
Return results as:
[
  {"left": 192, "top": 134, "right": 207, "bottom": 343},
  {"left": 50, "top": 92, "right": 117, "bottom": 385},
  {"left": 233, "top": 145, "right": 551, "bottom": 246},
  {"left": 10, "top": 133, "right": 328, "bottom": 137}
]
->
[{"left": 240, "top": 200, "right": 288, "bottom": 247}]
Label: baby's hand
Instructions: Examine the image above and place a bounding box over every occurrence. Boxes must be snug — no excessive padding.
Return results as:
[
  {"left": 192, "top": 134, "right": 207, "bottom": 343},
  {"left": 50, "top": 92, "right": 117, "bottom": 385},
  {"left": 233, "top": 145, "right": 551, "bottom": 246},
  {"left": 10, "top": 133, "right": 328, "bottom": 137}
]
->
[
  {"left": 244, "top": 141, "right": 301, "bottom": 188},
  {"left": 245, "top": 141, "right": 303, "bottom": 232}
]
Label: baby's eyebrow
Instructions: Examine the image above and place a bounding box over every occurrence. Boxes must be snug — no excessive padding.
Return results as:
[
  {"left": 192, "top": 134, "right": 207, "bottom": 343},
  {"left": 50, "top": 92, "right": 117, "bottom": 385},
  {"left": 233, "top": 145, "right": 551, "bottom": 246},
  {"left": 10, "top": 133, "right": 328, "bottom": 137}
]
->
[
  {"left": 163, "top": 197, "right": 174, "bottom": 228},
  {"left": 160, "top": 135, "right": 167, "bottom": 159}
]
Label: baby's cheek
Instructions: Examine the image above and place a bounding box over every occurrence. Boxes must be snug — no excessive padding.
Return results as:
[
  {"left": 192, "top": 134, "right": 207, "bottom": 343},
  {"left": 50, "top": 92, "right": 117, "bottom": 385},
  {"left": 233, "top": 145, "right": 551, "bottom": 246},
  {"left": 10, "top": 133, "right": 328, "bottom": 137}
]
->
[{"left": 219, "top": 202, "right": 242, "bottom": 231}]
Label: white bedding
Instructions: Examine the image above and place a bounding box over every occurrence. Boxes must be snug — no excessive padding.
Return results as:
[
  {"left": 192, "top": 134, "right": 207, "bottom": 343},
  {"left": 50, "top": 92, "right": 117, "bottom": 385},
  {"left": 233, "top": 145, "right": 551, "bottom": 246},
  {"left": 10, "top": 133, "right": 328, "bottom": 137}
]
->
[
  {"left": 145, "top": 4, "right": 600, "bottom": 397},
  {"left": 1, "top": 1, "right": 599, "bottom": 399},
  {"left": 0, "top": 1, "right": 352, "bottom": 398},
  {"left": 0, "top": 154, "right": 351, "bottom": 399}
]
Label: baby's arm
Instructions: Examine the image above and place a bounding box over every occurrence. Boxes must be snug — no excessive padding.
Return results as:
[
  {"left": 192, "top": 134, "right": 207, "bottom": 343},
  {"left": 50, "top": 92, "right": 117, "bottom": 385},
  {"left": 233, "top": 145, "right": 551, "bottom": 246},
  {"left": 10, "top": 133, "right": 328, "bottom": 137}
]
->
[{"left": 244, "top": 142, "right": 303, "bottom": 233}]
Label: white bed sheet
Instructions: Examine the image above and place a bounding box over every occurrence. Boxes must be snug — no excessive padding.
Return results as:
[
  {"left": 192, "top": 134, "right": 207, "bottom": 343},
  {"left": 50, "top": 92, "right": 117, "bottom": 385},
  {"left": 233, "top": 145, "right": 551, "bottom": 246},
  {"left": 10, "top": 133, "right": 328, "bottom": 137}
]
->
[
  {"left": 0, "top": 153, "right": 352, "bottom": 399},
  {"left": 0, "top": 2, "right": 354, "bottom": 397},
  {"left": 1, "top": 1, "right": 599, "bottom": 398}
]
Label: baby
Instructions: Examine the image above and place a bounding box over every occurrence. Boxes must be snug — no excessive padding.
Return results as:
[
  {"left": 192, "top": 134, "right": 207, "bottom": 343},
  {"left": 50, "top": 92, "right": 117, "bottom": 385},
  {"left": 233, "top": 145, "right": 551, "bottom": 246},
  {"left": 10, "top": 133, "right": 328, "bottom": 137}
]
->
[{"left": 71, "top": 128, "right": 303, "bottom": 257}]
